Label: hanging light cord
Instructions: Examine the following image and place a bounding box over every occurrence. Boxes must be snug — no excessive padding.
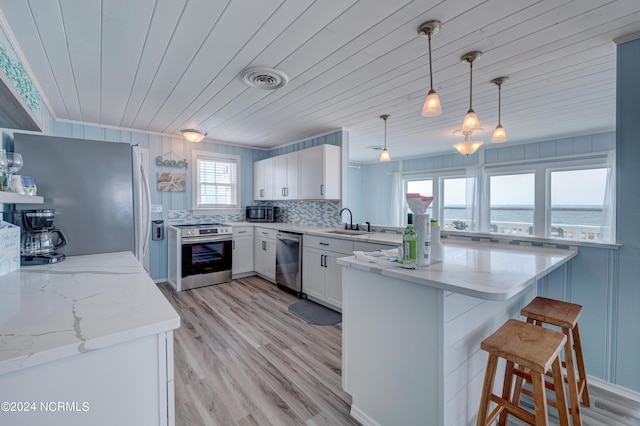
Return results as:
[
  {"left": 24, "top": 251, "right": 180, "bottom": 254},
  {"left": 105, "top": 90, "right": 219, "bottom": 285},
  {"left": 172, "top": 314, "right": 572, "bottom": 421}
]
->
[
  {"left": 428, "top": 32, "right": 434, "bottom": 91},
  {"left": 497, "top": 82, "right": 502, "bottom": 124},
  {"left": 384, "top": 117, "right": 388, "bottom": 149},
  {"left": 469, "top": 60, "right": 473, "bottom": 110}
]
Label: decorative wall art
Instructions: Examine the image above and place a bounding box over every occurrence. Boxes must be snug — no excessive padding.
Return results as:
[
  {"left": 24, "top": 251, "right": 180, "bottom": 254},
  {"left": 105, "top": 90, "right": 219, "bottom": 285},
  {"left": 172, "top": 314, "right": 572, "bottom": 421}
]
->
[{"left": 157, "top": 172, "right": 186, "bottom": 192}]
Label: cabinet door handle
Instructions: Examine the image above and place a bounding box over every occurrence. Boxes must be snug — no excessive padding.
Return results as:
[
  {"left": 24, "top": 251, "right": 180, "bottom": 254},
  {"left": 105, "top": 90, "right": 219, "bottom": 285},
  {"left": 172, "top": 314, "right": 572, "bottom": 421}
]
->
[
  {"left": 282, "top": 187, "right": 285, "bottom": 196},
  {"left": 284, "top": 187, "right": 288, "bottom": 196},
  {"left": 319, "top": 242, "right": 330, "bottom": 246},
  {"left": 260, "top": 189, "right": 264, "bottom": 197},
  {"left": 320, "top": 184, "right": 324, "bottom": 196},
  {"left": 320, "top": 254, "right": 325, "bottom": 267},
  {"left": 262, "top": 241, "right": 266, "bottom": 250},
  {"left": 238, "top": 230, "right": 247, "bottom": 234},
  {"left": 233, "top": 241, "right": 236, "bottom": 250}
]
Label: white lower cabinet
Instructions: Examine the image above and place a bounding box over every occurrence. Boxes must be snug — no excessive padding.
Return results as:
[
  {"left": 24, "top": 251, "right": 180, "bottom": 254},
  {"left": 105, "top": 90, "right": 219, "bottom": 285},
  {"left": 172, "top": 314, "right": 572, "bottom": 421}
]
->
[
  {"left": 232, "top": 227, "right": 254, "bottom": 277},
  {"left": 302, "top": 235, "right": 354, "bottom": 311},
  {"left": 254, "top": 227, "right": 276, "bottom": 282}
]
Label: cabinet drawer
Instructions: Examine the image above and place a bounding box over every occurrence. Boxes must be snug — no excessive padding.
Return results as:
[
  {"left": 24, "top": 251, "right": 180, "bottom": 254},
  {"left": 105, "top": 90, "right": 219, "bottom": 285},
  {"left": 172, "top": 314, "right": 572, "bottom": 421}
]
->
[
  {"left": 255, "top": 227, "right": 277, "bottom": 240},
  {"left": 233, "top": 226, "right": 254, "bottom": 237},
  {"left": 304, "top": 235, "right": 354, "bottom": 254},
  {"left": 354, "top": 241, "right": 398, "bottom": 252}
]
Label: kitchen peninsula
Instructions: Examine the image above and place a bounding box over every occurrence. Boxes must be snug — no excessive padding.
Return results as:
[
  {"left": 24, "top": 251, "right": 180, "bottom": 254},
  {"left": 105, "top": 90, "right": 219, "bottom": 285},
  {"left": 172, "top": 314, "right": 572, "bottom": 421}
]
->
[
  {"left": 337, "top": 239, "right": 577, "bottom": 426},
  {"left": 0, "top": 251, "right": 180, "bottom": 426}
]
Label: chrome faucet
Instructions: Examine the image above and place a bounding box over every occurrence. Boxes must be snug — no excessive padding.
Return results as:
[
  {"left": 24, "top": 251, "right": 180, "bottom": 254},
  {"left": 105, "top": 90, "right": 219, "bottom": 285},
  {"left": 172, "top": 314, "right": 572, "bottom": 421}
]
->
[{"left": 339, "top": 207, "right": 358, "bottom": 230}]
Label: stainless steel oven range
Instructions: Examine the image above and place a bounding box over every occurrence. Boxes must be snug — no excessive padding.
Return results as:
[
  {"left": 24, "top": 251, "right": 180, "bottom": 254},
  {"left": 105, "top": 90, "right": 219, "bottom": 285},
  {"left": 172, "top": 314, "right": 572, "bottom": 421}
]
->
[{"left": 167, "top": 223, "right": 232, "bottom": 291}]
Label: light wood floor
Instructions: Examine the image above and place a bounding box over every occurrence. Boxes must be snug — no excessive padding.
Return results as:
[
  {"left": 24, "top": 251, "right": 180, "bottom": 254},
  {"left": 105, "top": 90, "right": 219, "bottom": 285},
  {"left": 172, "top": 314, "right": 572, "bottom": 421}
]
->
[
  {"left": 159, "top": 276, "right": 640, "bottom": 426},
  {"left": 158, "top": 276, "right": 358, "bottom": 426}
]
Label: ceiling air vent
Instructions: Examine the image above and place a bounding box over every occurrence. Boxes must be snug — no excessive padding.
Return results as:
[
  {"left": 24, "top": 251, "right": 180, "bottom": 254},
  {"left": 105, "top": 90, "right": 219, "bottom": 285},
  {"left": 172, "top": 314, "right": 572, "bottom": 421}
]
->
[{"left": 241, "top": 67, "right": 289, "bottom": 90}]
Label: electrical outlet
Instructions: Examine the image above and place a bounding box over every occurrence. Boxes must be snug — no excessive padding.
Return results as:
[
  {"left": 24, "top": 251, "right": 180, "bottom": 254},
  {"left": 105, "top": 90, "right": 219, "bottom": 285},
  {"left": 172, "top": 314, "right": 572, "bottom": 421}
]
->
[{"left": 151, "top": 205, "right": 163, "bottom": 213}]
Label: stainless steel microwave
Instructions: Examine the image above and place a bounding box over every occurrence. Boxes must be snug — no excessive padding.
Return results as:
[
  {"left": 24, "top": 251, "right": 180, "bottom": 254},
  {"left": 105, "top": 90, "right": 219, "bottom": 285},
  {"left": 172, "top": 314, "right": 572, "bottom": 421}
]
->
[{"left": 246, "top": 206, "right": 279, "bottom": 222}]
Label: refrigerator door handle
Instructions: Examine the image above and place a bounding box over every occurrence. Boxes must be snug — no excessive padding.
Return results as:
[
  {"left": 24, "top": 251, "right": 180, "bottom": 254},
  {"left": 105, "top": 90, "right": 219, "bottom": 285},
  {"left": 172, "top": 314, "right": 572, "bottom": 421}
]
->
[{"left": 140, "top": 162, "right": 152, "bottom": 262}]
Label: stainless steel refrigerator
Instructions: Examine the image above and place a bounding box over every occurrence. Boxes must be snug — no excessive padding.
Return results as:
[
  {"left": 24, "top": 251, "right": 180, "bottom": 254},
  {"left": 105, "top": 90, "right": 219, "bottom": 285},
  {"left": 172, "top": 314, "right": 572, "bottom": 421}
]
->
[{"left": 14, "top": 133, "right": 151, "bottom": 268}]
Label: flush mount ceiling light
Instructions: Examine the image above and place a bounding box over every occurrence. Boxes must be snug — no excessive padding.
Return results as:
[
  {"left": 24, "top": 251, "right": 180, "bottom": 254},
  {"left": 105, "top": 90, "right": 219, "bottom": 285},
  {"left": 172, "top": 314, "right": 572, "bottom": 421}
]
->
[
  {"left": 418, "top": 20, "right": 443, "bottom": 117},
  {"left": 241, "top": 67, "right": 289, "bottom": 90},
  {"left": 453, "top": 131, "right": 483, "bottom": 156},
  {"left": 490, "top": 76, "right": 508, "bottom": 143},
  {"left": 379, "top": 114, "right": 391, "bottom": 162},
  {"left": 181, "top": 129, "right": 207, "bottom": 143}
]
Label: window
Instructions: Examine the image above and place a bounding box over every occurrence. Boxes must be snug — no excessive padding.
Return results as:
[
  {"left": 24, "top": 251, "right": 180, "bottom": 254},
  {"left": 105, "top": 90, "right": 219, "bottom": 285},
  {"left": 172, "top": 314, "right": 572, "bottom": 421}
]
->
[
  {"left": 192, "top": 151, "right": 240, "bottom": 209},
  {"left": 548, "top": 168, "right": 608, "bottom": 240},
  {"left": 442, "top": 177, "right": 470, "bottom": 231},
  {"left": 489, "top": 173, "right": 535, "bottom": 236}
]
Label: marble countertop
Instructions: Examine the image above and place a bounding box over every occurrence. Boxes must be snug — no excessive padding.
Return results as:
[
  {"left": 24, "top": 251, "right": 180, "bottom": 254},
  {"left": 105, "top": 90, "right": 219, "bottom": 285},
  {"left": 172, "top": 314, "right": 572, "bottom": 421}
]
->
[
  {"left": 0, "top": 251, "right": 180, "bottom": 375},
  {"left": 237, "top": 222, "right": 402, "bottom": 246},
  {"left": 336, "top": 239, "right": 578, "bottom": 300}
]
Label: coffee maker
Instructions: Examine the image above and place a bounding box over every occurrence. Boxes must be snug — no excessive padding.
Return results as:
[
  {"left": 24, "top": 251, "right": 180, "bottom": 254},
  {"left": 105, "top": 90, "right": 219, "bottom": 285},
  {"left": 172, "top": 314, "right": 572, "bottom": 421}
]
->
[{"left": 8, "top": 209, "right": 67, "bottom": 265}]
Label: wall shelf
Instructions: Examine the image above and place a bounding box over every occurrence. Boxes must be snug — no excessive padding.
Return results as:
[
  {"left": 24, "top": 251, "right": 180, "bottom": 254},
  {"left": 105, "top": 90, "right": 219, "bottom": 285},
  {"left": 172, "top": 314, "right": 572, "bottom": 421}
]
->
[{"left": 0, "top": 192, "right": 43, "bottom": 204}]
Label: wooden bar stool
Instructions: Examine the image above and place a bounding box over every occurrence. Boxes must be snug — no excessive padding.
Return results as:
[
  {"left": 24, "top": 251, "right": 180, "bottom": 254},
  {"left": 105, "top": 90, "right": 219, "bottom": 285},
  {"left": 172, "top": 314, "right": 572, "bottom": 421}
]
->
[
  {"left": 477, "top": 319, "right": 570, "bottom": 426},
  {"left": 516, "top": 297, "right": 590, "bottom": 426}
]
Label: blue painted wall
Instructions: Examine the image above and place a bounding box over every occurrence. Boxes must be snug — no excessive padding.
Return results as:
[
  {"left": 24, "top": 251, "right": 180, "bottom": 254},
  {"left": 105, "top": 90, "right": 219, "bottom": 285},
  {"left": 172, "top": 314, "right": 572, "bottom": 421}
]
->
[{"left": 614, "top": 36, "right": 640, "bottom": 391}]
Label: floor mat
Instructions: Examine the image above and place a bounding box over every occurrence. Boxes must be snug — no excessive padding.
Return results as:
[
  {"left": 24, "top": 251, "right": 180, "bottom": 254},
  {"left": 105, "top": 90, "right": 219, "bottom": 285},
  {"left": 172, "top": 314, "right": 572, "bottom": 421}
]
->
[{"left": 288, "top": 300, "right": 342, "bottom": 325}]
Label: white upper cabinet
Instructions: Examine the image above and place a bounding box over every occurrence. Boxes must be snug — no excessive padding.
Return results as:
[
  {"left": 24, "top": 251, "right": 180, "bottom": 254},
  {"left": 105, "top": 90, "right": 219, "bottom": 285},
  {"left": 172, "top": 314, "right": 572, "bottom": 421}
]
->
[
  {"left": 273, "top": 151, "right": 299, "bottom": 200},
  {"left": 253, "top": 158, "right": 273, "bottom": 200},
  {"left": 253, "top": 144, "right": 339, "bottom": 201},
  {"left": 299, "top": 144, "right": 341, "bottom": 200}
]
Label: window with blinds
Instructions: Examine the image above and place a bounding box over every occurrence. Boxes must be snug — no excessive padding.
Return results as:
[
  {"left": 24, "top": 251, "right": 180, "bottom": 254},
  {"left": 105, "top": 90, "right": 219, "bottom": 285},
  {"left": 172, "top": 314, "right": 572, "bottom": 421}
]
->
[{"left": 194, "top": 154, "right": 240, "bottom": 209}]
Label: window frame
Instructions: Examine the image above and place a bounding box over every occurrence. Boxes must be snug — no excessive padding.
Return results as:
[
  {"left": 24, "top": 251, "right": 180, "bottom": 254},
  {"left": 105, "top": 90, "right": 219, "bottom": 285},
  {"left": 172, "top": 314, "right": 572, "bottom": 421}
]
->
[
  {"left": 191, "top": 150, "right": 242, "bottom": 210},
  {"left": 484, "top": 169, "right": 537, "bottom": 236},
  {"left": 546, "top": 162, "right": 609, "bottom": 241},
  {"left": 483, "top": 156, "right": 610, "bottom": 240}
]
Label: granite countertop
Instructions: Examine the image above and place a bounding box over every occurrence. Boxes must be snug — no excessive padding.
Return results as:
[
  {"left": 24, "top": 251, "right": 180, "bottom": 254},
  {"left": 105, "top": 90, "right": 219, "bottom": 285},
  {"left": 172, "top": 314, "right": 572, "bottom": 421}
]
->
[
  {"left": 336, "top": 239, "right": 578, "bottom": 301},
  {"left": 0, "top": 251, "right": 180, "bottom": 375}
]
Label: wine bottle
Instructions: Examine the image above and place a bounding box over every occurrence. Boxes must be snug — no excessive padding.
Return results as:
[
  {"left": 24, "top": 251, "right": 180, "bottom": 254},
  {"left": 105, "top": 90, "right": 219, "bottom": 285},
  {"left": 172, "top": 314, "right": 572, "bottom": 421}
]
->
[{"left": 402, "top": 213, "right": 417, "bottom": 264}]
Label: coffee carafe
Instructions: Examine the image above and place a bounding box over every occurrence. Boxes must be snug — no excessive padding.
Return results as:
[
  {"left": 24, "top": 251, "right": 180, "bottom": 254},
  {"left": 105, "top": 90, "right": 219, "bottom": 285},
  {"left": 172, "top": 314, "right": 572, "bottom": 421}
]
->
[{"left": 7, "top": 209, "right": 67, "bottom": 265}]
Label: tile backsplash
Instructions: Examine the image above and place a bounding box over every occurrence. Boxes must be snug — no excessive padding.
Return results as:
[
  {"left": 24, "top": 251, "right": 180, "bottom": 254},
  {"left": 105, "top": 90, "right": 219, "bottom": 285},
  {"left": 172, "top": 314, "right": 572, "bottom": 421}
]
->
[{"left": 168, "top": 200, "right": 342, "bottom": 227}]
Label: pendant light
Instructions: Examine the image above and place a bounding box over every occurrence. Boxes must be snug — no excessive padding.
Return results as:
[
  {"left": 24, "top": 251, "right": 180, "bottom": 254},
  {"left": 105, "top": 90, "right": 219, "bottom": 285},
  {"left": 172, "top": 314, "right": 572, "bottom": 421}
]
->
[
  {"left": 453, "top": 131, "right": 483, "bottom": 156},
  {"left": 459, "top": 51, "right": 483, "bottom": 132},
  {"left": 453, "top": 51, "right": 483, "bottom": 155},
  {"left": 181, "top": 129, "right": 207, "bottom": 143},
  {"left": 490, "top": 77, "right": 508, "bottom": 143},
  {"left": 379, "top": 114, "right": 391, "bottom": 162},
  {"left": 418, "top": 20, "right": 442, "bottom": 117}
]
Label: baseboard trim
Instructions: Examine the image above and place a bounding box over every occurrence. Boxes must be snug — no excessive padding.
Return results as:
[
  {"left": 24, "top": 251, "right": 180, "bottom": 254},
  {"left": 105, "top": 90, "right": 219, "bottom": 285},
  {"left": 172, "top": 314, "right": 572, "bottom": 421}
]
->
[
  {"left": 589, "top": 375, "right": 640, "bottom": 403},
  {"left": 350, "top": 404, "right": 381, "bottom": 426},
  {"left": 154, "top": 278, "right": 168, "bottom": 284}
]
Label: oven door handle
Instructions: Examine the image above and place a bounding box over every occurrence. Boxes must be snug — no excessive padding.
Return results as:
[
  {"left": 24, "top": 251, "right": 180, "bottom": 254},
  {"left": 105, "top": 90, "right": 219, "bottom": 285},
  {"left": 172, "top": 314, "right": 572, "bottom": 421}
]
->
[{"left": 182, "top": 235, "right": 232, "bottom": 244}]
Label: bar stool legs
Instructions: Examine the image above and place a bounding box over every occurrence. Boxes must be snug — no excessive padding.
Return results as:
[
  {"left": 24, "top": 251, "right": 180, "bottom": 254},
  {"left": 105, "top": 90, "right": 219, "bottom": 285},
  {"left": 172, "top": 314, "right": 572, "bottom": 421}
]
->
[
  {"left": 476, "top": 319, "right": 570, "bottom": 426},
  {"left": 517, "top": 297, "right": 591, "bottom": 426}
]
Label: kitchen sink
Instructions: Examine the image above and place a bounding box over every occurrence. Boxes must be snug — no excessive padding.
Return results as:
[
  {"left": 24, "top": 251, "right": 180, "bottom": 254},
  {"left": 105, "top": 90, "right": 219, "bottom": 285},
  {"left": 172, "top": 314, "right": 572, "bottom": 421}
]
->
[{"left": 326, "top": 229, "right": 371, "bottom": 236}]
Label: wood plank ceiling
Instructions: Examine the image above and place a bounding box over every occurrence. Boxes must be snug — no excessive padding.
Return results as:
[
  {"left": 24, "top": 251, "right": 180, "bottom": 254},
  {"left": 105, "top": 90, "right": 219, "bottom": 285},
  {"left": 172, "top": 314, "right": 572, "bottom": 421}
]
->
[{"left": 0, "top": 0, "right": 638, "bottom": 161}]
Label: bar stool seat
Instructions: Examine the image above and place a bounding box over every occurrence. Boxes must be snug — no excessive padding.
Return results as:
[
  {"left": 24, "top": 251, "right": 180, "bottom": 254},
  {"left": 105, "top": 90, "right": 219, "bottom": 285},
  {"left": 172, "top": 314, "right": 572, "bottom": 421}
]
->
[
  {"left": 519, "top": 297, "right": 590, "bottom": 426},
  {"left": 477, "top": 319, "right": 570, "bottom": 426}
]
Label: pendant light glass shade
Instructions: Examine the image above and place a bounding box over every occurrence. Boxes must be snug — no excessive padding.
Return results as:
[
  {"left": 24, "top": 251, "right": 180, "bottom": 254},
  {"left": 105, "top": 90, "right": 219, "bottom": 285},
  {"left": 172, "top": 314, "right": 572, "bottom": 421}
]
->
[
  {"left": 418, "top": 21, "right": 442, "bottom": 117},
  {"left": 181, "top": 129, "right": 207, "bottom": 143},
  {"left": 490, "top": 77, "right": 508, "bottom": 143},
  {"left": 422, "top": 89, "right": 442, "bottom": 117},
  {"left": 379, "top": 114, "right": 391, "bottom": 162},
  {"left": 453, "top": 131, "right": 483, "bottom": 156},
  {"left": 491, "top": 124, "right": 507, "bottom": 143},
  {"left": 461, "top": 109, "right": 481, "bottom": 132}
]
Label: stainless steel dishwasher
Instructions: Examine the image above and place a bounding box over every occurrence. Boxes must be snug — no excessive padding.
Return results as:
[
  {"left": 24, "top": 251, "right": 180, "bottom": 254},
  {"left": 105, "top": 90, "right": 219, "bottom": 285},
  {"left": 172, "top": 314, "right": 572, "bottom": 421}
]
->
[{"left": 275, "top": 231, "right": 303, "bottom": 296}]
